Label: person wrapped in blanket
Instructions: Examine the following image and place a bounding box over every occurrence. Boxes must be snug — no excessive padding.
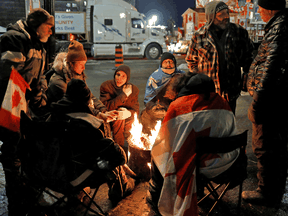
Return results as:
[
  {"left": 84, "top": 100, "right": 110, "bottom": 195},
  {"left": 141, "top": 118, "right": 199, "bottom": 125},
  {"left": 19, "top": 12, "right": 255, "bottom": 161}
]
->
[
  {"left": 48, "top": 78, "right": 136, "bottom": 206},
  {"left": 147, "top": 73, "right": 240, "bottom": 216},
  {"left": 141, "top": 52, "right": 185, "bottom": 135}
]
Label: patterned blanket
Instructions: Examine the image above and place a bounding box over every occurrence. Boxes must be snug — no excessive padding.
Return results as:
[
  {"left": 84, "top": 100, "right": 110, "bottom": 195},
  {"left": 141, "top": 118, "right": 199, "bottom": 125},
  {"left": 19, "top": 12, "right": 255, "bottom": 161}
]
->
[{"left": 151, "top": 92, "right": 239, "bottom": 216}]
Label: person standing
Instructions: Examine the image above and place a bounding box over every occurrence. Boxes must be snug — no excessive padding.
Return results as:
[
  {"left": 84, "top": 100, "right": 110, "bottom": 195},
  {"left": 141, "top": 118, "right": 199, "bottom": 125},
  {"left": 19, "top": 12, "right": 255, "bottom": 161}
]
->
[
  {"left": 100, "top": 65, "right": 139, "bottom": 154},
  {"left": 0, "top": 8, "right": 54, "bottom": 216},
  {"left": 185, "top": 1, "right": 254, "bottom": 114},
  {"left": 242, "top": 0, "right": 288, "bottom": 206}
]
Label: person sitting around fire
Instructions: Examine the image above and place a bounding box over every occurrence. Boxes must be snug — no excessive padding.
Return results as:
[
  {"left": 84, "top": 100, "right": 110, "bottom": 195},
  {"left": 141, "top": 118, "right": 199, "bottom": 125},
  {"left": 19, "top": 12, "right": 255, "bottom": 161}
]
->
[
  {"left": 100, "top": 65, "right": 140, "bottom": 155},
  {"left": 141, "top": 52, "right": 185, "bottom": 135},
  {"left": 46, "top": 40, "right": 117, "bottom": 136},
  {"left": 147, "top": 73, "right": 241, "bottom": 216},
  {"left": 49, "top": 78, "right": 136, "bottom": 206}
]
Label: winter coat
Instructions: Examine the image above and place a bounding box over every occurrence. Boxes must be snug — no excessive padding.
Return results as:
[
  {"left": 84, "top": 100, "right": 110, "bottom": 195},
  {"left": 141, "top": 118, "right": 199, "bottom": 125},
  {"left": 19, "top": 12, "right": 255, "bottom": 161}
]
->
[
  {"left": 46, "top": 52, "right": 106, "bottom": 115},
  {"left": 185, "top": 22, "right": 254, "bottom": 101},
  {"left": 247, "top": 9, "right": 288, "bottom": 98},
  {"left": 100, "top": 80, "right": 139, "bottom": 117},
  {"left": 0, "top": 20, "right": 47, "bottom": 109},
  {"left": 144, "top": 66, "right": 185, "bottom": 105}
]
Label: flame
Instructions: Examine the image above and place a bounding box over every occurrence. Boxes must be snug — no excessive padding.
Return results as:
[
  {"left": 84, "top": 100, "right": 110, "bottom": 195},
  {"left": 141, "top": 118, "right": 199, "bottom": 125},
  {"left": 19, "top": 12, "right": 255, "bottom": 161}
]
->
[
  {"left": 129, "top": 113, "right": 161, "bottom": 150},
  {"left": 147, "top": 162, "right": 151, "bottom": 169}
]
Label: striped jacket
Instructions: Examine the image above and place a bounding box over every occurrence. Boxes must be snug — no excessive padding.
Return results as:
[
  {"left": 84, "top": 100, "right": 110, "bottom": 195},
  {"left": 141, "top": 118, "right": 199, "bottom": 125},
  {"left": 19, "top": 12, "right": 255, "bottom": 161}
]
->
[
  {"left": 185, "top": 23, "right": 254, "bottom": 101},
  {"left": 0, "top": 20, "right": 47, "bottom": 108}
]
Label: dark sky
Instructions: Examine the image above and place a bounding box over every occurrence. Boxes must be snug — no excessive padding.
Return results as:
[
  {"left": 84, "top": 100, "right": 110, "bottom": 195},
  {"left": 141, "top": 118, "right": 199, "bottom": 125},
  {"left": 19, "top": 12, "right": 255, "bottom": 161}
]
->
[{"left": 137, "top": 0, "right": 196, "bottom": 27}]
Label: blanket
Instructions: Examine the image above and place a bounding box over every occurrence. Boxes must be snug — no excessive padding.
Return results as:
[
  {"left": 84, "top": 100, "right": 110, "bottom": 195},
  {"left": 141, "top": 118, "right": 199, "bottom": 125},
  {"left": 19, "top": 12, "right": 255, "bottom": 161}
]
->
[{"left": 151, "top": 92, "right": 239, "bottom": 216}]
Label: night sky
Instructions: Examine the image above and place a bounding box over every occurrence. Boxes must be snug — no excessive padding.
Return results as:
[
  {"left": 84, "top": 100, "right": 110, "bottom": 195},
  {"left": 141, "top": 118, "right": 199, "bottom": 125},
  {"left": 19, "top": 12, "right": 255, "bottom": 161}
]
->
[{"left": 137, "top": 0, "right": 196, "bottom": 27}]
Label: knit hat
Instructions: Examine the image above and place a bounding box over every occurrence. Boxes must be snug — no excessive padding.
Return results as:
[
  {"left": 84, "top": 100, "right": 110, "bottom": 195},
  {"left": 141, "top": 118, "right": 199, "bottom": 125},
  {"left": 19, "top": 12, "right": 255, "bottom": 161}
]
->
[
  {"left": 258, "top": 0, "right": 285, "bottom": 10},
  {"left": 205, "top": 1, "right": 229, "bottom": 24},
  {"left": 114, "top": 64, "right": 131, "bottom": 82},
  {"left": 65, "top": 78, "right": 91, "bottom": 105},
  {"left": 27, "top": 8, "right": 54, "bottom": 30},
  {"left": 177, "top": 73, "right": 215, "bottom": 99},
  {"left": 160, "top": 52, "right": 176, "bottom": 67},
  {"left": 66, "top": 40, "right": 87, "bottom": 62}
]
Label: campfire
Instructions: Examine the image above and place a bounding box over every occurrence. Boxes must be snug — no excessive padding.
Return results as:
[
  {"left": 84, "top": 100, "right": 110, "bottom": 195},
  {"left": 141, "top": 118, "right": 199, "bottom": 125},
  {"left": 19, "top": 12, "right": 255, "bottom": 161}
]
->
[{"left": 127, "top": 113, "right": 161, "bottom": 181}]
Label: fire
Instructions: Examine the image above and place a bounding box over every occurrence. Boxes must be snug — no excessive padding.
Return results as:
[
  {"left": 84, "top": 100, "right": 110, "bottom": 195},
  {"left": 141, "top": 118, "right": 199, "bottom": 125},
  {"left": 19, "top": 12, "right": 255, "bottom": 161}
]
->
[{"left": 129, "top": 113, "right": 161, "bottom": 150}]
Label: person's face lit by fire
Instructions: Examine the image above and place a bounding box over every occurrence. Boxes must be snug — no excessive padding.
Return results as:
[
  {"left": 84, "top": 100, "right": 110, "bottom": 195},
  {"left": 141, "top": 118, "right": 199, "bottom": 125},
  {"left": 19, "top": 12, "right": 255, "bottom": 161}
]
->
[
  {"left": 70, "top": 61, "right": 86, "bottom": 75},
  {"left": 258, "top": 6, "right": 275, "bottom": 23},
  {"left": 213, "top": 9, "right": 230, "bottom": 30},
  {"left": 162, "top": 59, "right": 175, "bottom": 69},
  {"left": 115, "top": 71, "right": 127, "bottom": 87}
]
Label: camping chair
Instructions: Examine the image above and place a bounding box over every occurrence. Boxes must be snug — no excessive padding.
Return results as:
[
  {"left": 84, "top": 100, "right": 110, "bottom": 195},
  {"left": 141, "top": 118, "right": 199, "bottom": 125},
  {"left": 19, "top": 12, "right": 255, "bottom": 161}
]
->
[
  {"left": 196, "top": 130, "right": 248, "bottom": 216},
  {"left": 18, "top": 111, "right": 124, "bottom": 216}
]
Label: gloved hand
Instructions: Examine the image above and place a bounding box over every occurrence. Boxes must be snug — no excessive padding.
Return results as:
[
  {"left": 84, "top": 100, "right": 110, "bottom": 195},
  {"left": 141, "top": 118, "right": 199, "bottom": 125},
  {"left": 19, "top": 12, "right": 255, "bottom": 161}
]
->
[
  {"left": 122, "top": 84, "right": 132, "bottom": 97},
  {"left": 117, "top": 107, "right": 131, "bottom": 120}
]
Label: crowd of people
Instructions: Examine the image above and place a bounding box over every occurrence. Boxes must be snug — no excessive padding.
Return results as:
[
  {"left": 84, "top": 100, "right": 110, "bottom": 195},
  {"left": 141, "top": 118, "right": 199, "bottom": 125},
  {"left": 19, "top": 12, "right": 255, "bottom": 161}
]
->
[{"left": 0, "top": 0, "right": 287, "bottom": 215}]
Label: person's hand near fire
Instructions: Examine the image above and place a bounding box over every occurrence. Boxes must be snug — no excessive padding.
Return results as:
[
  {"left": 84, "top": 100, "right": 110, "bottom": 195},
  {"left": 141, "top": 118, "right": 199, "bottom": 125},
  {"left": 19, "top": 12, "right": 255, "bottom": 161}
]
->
[{"left": 97, "top": 110, "right": 119, "bottom": 123}]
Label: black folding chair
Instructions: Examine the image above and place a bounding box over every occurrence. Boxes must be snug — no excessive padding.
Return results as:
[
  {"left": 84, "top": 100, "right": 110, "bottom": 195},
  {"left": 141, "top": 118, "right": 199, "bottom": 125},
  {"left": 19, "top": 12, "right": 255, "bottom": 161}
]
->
[
  {"left": 196, "top": 130, "right": 248, "bottom": 216},
  {"left": 18, "top": 111, "right": 123, "bottom": 216}
]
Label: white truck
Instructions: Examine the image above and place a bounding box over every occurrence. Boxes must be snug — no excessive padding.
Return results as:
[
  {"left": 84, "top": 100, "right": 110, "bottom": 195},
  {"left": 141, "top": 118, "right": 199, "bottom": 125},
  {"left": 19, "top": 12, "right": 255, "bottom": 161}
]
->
[{"left": 89, "top": 0, "right": 168, "bottom": 59}]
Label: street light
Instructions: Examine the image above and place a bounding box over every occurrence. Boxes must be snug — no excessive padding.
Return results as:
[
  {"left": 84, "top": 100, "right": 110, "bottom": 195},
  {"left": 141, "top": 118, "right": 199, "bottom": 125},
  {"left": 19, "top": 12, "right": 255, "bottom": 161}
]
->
[{"left": 148, "top": 15, "right": 158, "bottom": 26}]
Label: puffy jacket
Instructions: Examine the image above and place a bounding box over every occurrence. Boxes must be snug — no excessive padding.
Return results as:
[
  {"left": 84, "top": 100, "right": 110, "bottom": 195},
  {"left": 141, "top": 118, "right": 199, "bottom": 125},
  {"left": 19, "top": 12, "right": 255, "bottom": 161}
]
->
[
  {"left": 247, "top": 9, "right": 288, "bottom": 98},
  {"left": 46, "top": 52, "right": 106, "bottom": 115},
  {"left": 0, "top": 20, "right": 47, "bottom": 108}
]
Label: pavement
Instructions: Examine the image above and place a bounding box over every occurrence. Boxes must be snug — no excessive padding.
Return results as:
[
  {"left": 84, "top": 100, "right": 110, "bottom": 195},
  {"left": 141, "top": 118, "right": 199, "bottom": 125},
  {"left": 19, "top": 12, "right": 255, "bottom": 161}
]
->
[{"left": 0, "top": 56, "right": 287, "bottom": 215}]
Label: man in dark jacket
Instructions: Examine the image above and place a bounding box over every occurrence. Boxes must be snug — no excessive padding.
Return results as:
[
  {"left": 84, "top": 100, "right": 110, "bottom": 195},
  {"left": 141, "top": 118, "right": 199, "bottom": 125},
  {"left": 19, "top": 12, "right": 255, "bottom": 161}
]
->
[
  {"left": 100, "top": 65, "right": 140, "bottom": 153},
  {"left": 243, "top": 0, "right": 288, "bottom": 206},
  {"left": 185, "top": 1, "right": 254, "bottom": 114},
  {"left": 0, "top": 8, "right": 54, "bottom": 216}
]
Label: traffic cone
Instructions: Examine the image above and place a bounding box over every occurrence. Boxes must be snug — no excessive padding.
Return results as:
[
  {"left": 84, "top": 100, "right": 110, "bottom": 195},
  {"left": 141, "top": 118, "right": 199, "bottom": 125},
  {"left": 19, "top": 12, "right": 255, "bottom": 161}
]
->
[{"left": 113, "top": 44, "right": 123, "bottom": 70}]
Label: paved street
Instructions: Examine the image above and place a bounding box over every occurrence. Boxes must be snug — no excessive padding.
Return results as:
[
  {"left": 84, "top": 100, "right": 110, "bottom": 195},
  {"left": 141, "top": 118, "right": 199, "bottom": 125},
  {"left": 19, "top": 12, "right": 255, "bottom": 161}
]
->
[{"left": 0, "top": 55, "right": 287, "bottom": 215}]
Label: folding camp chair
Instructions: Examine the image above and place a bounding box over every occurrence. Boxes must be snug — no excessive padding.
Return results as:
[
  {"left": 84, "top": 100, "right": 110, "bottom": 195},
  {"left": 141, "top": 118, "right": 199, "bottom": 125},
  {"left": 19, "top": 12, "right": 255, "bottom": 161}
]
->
[
  {"left": 196, "top": 130, "right": 248, "bottom": 216},
  {"left": 18, "top": 111, "right": 123, "bottom": 216}
]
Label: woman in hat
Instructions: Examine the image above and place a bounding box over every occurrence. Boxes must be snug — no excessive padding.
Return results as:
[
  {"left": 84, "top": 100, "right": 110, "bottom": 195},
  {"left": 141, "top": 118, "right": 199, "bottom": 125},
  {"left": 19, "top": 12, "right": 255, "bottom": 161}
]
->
[
  {"left": 99, "top": 65, "right": 140, "bottom": 153},
  {"left": 46, "top": 40, "right": 117, "bottom": 123}
]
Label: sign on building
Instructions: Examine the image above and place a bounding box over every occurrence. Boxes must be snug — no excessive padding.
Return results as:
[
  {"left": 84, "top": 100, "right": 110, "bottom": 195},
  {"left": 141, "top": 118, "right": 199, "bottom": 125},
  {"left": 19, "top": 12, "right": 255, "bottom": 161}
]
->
[{"left": 55, "top": 12, "right": 85, "bottom": 34}]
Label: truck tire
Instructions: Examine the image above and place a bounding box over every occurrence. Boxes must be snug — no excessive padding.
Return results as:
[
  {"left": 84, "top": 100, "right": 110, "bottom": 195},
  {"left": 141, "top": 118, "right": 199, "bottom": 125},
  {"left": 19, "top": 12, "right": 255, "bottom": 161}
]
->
[{"left": 145, "top": 44, "right": 161, "bottom": 60}]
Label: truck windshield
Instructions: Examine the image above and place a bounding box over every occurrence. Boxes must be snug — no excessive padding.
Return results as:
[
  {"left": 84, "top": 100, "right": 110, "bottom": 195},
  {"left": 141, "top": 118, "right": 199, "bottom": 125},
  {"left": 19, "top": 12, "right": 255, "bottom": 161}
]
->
[{"left": 132, "top": 18, "right": 144, "bottom": 29}]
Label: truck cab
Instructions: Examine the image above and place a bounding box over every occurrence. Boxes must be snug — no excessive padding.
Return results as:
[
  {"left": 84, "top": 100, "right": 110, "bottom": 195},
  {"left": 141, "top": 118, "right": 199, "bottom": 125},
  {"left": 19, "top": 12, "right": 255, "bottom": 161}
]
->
[{"left": 91, "top": 0, "right": 167, "bottom": 59}]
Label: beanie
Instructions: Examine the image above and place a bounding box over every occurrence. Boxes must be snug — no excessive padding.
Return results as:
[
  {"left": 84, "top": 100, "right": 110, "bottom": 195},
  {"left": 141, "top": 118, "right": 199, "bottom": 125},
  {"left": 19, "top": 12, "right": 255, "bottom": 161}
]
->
[
  {"left": 114, "top": 64, "right": 131, "bottom": 82},
  {"left": 205, "top": 1, "right": 228, "bottom": 24},
  {"left": 65, "top": 78, "right": 91, "bottom": 105},
  {"left": 160, "top": 52, "right": 176, "bottom": 67},
  {"left": 27, "top": 8, "right": 54, "bottom": 30},
  {"left": 258, "top": 0, "right": 285, "bottom": 10},
  {"left": 66, "top": 40, "right": 87, "bottom": 62}
]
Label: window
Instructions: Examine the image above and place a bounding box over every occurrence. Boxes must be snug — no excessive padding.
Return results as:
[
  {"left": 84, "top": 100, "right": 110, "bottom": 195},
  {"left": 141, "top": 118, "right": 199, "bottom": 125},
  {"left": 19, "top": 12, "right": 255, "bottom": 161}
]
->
[
  {"left": 105, "top": 19, "right": 113, "bottom": 26},
  {"left": 132, "top": 18, "right": 144, "bottom": 29}
]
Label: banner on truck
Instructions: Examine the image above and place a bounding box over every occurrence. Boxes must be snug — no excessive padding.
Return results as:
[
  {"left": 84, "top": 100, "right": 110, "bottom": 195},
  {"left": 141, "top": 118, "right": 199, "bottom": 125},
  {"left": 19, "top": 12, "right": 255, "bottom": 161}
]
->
[{"left": 55, "top": 12, "right": 85, "bottom": 34}]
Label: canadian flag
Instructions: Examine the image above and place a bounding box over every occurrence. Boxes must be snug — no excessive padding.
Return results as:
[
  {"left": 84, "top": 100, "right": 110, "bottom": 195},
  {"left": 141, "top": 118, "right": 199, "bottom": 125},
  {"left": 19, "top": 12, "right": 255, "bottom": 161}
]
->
[{"left": 0, "top": 68, "right": 30, "bottom": 132}]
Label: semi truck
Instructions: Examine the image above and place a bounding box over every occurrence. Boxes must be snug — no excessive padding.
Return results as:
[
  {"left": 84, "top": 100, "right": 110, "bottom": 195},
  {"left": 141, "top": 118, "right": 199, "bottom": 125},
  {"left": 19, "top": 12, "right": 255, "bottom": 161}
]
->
[
  {"left": 89, "top": 0, "right": 167, "bottom": 59},
  {"left": 56, "top": 0, "right": 168, "bottom": 59}
]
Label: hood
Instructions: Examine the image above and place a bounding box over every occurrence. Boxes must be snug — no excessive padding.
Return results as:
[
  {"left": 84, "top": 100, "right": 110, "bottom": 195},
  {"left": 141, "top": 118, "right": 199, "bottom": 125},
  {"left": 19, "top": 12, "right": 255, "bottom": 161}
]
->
[
  {"left": 52, "top": 52, "right": 68, "bottom": 73},
  {"left": 205, "top": 1, "right": 228, "bottom": 29},
  {"left": 7, "top": 20, "right": 35, "bottom": 40},
  {"left": 177, "top": 73, "right": 215, "bottom": 99}
]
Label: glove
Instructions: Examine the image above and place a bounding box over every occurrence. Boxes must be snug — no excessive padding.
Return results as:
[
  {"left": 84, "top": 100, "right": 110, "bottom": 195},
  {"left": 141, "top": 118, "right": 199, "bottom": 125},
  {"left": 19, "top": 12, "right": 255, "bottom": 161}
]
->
[
  {"left": 122, "top": 84, "right": 132, "bottom": 97},
  {"left": 117, "top": 107, "right": 131, "bottom": 120}
]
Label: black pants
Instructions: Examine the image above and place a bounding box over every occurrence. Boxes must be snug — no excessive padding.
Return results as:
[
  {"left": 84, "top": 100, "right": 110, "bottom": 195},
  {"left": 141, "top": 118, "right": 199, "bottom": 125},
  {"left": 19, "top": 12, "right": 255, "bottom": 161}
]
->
[
  {"left": 248, "top": 102, "right": 288, "bottom": 199},
  {"left": 148, "top": 160, "right": 163, "bottom": 205}
]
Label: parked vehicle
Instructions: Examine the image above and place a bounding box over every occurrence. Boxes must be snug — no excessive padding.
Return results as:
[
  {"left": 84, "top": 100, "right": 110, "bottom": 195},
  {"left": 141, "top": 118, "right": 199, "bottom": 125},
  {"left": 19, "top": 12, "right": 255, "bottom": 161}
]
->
[{"left": 89, "top": 0, "right": 167, "bottom": 59}]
